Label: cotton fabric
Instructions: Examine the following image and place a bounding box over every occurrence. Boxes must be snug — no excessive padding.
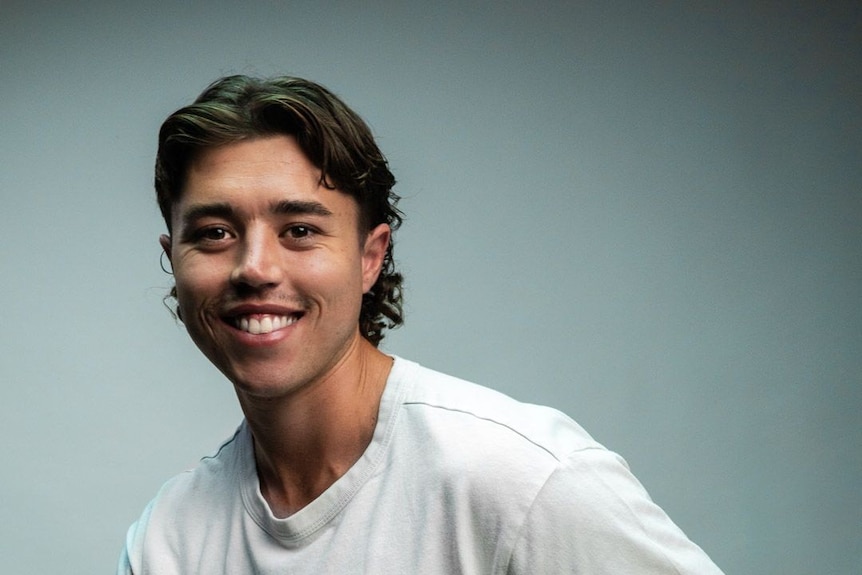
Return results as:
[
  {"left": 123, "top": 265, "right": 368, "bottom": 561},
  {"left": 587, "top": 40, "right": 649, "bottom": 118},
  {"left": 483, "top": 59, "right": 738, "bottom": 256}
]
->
[{"left": 118, "top": 356, "right": 723, "bottom": 574}]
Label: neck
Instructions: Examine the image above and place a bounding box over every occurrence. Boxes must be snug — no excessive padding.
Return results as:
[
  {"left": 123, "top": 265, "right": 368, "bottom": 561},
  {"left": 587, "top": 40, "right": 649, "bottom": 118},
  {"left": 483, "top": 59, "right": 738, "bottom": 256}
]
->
[{"left": 238, "top": 337, "right": 393, "bottom": 517}]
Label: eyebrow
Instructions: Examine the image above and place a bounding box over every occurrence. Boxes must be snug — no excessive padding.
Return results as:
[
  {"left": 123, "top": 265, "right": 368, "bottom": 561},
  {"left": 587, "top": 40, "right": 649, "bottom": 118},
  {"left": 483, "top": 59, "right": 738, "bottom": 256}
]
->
[
  {"left": 271, "top": 200, "right": 333, "bottom": 217},
  {"left": 180, "top": 202, "right": 234, "bottom": 229},
  {"left": 180, "top": 200, "right": 333, "bottom": 229}
]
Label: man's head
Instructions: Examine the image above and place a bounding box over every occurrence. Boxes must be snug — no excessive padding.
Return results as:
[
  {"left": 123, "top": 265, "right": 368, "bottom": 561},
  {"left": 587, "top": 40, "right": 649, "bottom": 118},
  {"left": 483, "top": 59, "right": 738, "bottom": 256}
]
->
[{"left": 156, "top": 75, "right": 403, "bottom": 346}]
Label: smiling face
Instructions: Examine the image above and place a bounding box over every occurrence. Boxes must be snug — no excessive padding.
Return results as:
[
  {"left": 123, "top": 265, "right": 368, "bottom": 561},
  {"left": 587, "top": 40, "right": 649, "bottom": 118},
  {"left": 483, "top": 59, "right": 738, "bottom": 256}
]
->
[{"left": 161, "top": 135, "right": 390, "bottom": 399}]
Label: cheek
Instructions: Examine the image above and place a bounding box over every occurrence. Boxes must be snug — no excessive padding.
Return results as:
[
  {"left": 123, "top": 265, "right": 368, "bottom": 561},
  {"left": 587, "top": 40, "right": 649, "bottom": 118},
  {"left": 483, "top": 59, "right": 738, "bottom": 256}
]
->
[
  {"left": 302, "top": 253, "right": 365, "bottom": 304},
  {"left": 173, "top": 260, "right": 225, "bottom": 305}
]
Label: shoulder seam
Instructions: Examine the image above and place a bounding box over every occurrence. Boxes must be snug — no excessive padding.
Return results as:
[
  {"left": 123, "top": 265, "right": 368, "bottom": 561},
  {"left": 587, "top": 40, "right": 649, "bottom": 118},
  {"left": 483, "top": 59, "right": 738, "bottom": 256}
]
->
[{"left": 403, "top": 400, "right": 601, "bottom": 463}]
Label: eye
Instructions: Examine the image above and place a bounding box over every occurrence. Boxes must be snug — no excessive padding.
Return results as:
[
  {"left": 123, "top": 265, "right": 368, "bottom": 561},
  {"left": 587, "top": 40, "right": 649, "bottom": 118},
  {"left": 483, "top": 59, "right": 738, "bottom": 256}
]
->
[
  {"left": 285, "top": 225, "right": 313, "bottom": 240},
  {"left": 192, "top": 226, "right": 232, "bottom": 243},
  {"left": 204, "top": 228, "right": 228, "bottom": 240}
]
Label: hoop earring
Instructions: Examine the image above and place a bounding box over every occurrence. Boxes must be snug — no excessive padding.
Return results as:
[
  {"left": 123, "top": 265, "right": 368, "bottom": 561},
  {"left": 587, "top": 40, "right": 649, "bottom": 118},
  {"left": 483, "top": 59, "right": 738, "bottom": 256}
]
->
[{"left": 160, "top": 251, "right": 173, "bottom": 275}]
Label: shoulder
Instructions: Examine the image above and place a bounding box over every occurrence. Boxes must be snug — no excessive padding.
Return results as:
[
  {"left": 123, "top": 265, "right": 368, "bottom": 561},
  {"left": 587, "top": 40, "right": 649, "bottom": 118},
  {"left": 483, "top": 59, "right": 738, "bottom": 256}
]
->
[
  {"left": 120, "top": 425, "right": 249, "bottom": 570},
  {"left": 153, "top": 424, "right": 247, "bottom": 506},
  {"left": 388, "top": 359, "right": 724, "bottom": 573},
  {"left": 393, "top": 357, "right": 602, "bottom": 462},
  {"left": 390, "top": 357, "right": 612, "bottom": 514}
]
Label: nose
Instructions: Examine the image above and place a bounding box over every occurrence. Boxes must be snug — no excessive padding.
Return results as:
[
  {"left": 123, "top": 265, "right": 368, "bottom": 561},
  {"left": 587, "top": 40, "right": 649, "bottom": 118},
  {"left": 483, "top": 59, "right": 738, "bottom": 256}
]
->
[{"left": 230, "top": 228, "right": 284, "bottom": 290}]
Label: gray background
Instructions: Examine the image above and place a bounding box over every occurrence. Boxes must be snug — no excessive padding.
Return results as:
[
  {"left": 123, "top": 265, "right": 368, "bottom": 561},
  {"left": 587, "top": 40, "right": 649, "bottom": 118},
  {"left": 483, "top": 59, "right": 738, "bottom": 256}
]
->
[{"left": 2, "top": 1, "right": 860, "bottom": 573}]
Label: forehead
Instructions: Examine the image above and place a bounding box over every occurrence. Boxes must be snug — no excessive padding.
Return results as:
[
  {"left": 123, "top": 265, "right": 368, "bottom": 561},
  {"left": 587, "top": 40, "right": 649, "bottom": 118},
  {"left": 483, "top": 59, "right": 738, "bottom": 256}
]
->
[
  {"left": 186, "top": 135, "right": 319, "bottom": 192},
  {"left": 176, "top": 135, "right": 359, "bottom": 223}
]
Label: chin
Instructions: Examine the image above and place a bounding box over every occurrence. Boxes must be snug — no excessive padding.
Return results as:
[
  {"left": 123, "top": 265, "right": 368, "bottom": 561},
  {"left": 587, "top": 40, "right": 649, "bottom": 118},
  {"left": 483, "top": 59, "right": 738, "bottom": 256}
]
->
[{"left": 227, "top": 368, "right": 306, "bottom": 400}]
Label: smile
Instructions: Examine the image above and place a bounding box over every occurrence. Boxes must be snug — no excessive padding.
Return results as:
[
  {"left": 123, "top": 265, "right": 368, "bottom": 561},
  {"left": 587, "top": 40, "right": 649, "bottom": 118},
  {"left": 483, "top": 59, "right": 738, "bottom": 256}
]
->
[{"left": 232, "top": 314, "right": 300, "bottom": 335}]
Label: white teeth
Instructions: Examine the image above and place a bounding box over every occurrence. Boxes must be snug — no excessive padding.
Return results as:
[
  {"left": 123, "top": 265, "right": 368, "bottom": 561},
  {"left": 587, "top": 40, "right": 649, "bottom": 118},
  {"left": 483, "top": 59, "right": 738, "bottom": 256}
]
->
[
  {"left": 249, "top": 318, "right": 262, "bottom": 334},
  {"left": 234, "top": 314, "right": 296, "bottom": 334}
]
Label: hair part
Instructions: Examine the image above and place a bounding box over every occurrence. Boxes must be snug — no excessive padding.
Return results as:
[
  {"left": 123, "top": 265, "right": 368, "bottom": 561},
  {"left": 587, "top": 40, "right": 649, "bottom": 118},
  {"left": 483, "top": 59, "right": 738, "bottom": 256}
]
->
[{"left": 156, "top": 75, "right": 404, "bottom": 346}]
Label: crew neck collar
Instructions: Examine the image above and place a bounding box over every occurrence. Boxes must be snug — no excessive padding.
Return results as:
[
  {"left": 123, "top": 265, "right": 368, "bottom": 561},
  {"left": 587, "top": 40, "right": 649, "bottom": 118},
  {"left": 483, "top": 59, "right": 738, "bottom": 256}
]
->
[{"left": 237, "top": 355, "right": 410, "bottom": 546}]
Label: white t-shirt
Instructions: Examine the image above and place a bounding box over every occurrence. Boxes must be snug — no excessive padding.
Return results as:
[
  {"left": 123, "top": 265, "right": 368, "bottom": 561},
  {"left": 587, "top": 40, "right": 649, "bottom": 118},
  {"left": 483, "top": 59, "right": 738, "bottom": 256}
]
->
[{"left": 118, "top": 356, "right": 723, "bottom": 574}]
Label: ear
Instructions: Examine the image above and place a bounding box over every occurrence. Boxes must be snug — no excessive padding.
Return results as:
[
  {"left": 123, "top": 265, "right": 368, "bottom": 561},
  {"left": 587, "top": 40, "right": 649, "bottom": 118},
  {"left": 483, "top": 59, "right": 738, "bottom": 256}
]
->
[
  {"left": 159, "top": 234, "right": 172, "bottom": 262},
  {"left": 361, "top": 223, "right": 390, "bottom": 293}
]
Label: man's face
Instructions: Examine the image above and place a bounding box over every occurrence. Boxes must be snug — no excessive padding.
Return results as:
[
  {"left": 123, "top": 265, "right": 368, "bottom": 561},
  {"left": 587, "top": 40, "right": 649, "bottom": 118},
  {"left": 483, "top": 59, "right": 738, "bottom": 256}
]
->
[{"left": 161, "top": 135, "right": 389, "bottom": 398}]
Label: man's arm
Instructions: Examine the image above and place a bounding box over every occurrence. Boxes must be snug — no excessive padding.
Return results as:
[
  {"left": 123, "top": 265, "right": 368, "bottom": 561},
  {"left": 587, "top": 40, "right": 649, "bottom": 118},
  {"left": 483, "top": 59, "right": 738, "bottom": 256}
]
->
[
  {"left": 506, "top": 447, "right": 724, "bottom": 574},
  {"left": 116, "top": 498, "right": 155, "bottom": 575}
]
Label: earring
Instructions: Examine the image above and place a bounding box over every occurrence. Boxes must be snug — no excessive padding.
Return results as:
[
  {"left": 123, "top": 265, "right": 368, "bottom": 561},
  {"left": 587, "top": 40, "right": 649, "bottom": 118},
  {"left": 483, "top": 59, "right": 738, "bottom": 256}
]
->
[{"left": 160, "top": 251, "right": 173, "bottom": 275}]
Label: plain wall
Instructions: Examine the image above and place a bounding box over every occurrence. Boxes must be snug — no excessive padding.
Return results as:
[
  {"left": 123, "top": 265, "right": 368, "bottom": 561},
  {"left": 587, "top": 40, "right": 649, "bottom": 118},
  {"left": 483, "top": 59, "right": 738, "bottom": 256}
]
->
[{"left": 1, "top": 1, "right": 859, "bottom": 573}]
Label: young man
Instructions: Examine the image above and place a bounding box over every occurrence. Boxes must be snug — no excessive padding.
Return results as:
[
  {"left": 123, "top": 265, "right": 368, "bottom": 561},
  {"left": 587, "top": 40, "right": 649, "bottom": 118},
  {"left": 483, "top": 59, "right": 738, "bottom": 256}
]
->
[{"left": 119, "top": 75, "right": 723, "bottom": 573}]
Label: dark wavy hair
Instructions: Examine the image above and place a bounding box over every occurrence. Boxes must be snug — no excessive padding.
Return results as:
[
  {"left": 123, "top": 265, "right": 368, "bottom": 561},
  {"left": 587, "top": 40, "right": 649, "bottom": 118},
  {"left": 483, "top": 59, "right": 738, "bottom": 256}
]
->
[{"left": 155, "top": 75, "right": 404, "bottom": 346}]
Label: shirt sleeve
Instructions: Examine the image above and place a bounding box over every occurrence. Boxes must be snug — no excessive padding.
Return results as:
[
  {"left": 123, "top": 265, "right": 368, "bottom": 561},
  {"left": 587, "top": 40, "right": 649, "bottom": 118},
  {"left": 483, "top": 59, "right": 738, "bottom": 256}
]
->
[
  {"left": 116, "top": 498, "right": 155, "bottom": 575},
  {"left": 506, "top": 447, "right": 724, "bottom": 574}
]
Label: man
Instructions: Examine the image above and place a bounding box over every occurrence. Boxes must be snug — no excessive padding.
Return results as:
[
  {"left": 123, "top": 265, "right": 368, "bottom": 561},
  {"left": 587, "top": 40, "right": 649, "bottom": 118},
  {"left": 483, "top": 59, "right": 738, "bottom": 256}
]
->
[{"left": 119, "top": 75, "right": 723, "bottom": 573}]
